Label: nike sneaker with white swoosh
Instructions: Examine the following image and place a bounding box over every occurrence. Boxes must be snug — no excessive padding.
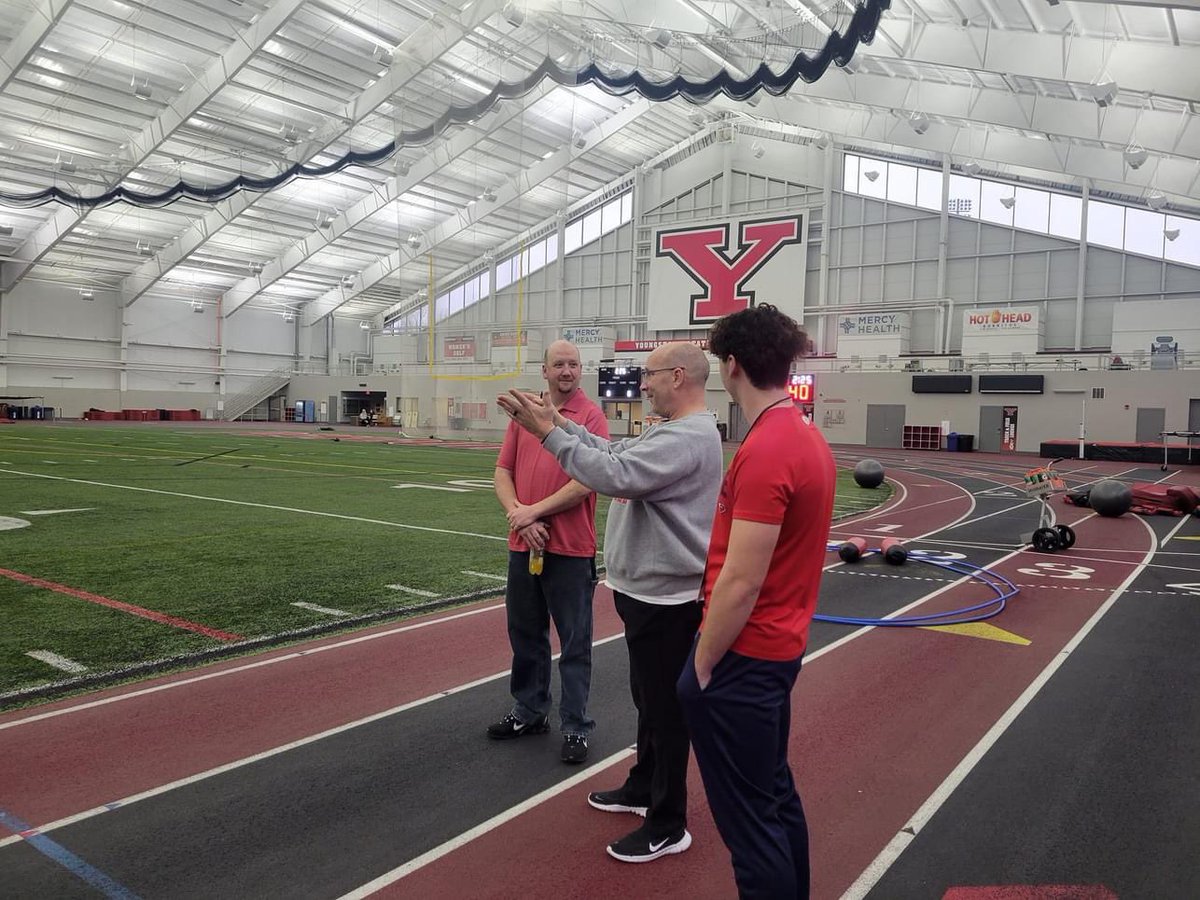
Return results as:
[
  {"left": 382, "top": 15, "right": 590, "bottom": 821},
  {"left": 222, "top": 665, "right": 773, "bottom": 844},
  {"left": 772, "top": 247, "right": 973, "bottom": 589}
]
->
[
  {"left": 606, "top": 826, "right": 692, "bottom": 863},
  {"left": 485, "top": 712, "right": 550, "bottom": 740}
]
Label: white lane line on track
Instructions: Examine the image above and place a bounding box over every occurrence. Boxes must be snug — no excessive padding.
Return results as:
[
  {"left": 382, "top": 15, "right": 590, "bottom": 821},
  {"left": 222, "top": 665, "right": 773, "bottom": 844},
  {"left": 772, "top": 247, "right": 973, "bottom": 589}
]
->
[
  {"left": 0, "top": 468, "right": 507, "bottom": 544},
  {"left": 0, "top": 603, "right": 507, "bottom": 732},
  {"left": 842, "top": 512, "right": 1160, "bottom": 899},
  {"left": 337, "top": 746, "right": 639, "bottom": 898},
  {"left": 0, "top": 633, "right": 627, "bottom": 850}
]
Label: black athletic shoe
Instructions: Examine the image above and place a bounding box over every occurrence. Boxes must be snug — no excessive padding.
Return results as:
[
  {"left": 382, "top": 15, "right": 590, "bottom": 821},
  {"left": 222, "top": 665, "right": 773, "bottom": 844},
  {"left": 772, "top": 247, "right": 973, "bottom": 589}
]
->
[
  {"left": 561, "top": 733, "right": 588, "bottom": 764},
  {"left": 486, "top": 712, "right": 549, "bottom": 740},
  {"left": 606, "top": 826, "right": 692, "bottom": 863},
  {"left": 587, "top": 788, "right": 648, "bottom": 817}
]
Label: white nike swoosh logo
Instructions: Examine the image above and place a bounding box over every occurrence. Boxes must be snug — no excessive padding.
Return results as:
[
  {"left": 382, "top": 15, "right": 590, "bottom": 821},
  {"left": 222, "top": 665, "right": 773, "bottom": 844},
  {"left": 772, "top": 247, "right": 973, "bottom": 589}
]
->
[{"left": 649, "top": 837, "right": 670, "bottom": 852}]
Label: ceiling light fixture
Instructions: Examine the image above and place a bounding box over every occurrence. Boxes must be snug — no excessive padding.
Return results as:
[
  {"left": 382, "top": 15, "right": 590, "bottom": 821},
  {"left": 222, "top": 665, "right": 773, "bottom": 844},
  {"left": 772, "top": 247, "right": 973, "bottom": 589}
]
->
[
  {"left": 316, "top": 212, "right": 336, "bottom": 229},
  {"left": 136, "top": 240, "right": 154, "bottom": 256},
  {"left": 131, "top": 76, "right": 152, "bottom": 101},
  {"left": 406, "top": 233, "right": 422, "bottom": 249},
  {"left": 1088, "top": 80, "right": 1118, "bottom": 107},
  {"left": 813, "top": 133, "right": 831, "bottom": 150},
  {"left": 863, "top": 170, "right": 880, "bottom": 182},
  {"left": 1123, "top": 144, "right": 1149, "bottom": 170},
  {"left": 396, "top": 160, "right": 411, "bottom": 176},
  {"left": 341, "top": 274, "right": 356, "bottom": 287},
  {"left": 648, "top": 27, "right": 672, "bottom": 49},
  {"left": 999, "top": 196, "right": 1016, "bottom": 210},
  {"left": 79, "top": 288, "right": 94, "bottom": 300},
  {"left": 0, "top": 224, "right": 14, "bottom": 236},
  {"left": 56, "top": 155, "right": 76, "bottom": 174},
  {"left": 502, "top": 1, "right": 524, "bottom": 27},
  {"left": 751, "top": 140, "right": 765, "bottom": 159},
  {"left": 373, "top": 46, "right": 394, "bottom": 68},
  {"left": 572, "top": 129, "right": 587, "bottom": 149},
  {"left": 359, "top": 320, "right": 371, "bottom": 330},
  {"left": 282, "top": 310, "right": 295, "bottom": 323},
  {"left": 1164, "top": 228, "right": 1180, "bottom": 242},
  {"left": 1146, "top": 192, "right": 1168, "bottom": 211},
  {"left": 961, "top": 161, "right": 982, "bottom": 177},
  {"left": 908, "top": 112, "right": 930, "bottom": 135},
  {"left": 481, "top": 187, "right": 497, "bottom": 202},
  {"left": 192, "top": 300, "right": 204, "bottom": 314},
  {"left": 249, "top": 261, "right": 265, "bottom": 274}
]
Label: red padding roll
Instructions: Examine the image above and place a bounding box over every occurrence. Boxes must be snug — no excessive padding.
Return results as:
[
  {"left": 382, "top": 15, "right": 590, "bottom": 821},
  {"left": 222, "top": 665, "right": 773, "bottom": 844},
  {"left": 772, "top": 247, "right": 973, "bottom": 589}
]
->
[{"left": 838, "top": 537, "right": 868, "bottom": 563}]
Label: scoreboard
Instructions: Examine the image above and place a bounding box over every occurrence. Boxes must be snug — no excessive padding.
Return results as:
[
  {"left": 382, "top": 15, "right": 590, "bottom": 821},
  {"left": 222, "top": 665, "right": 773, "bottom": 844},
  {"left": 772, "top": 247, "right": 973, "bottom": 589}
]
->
[{"left": 786, "top": 373, "right": 814, "bottom": 404}]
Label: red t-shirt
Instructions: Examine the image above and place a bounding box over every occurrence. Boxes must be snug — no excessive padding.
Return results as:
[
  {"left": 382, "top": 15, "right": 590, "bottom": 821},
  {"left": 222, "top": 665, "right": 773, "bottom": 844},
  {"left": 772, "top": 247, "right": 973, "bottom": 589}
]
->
[
  {"left": 700, "top": 404, "right": 836, "bottom": 660},
  {"left": 496, "top": 390, "right": 609, "bottom": 557}
]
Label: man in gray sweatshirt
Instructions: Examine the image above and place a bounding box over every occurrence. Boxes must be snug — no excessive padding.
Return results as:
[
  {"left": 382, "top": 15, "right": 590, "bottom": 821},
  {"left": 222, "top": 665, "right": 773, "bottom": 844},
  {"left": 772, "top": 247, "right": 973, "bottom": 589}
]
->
[{"left": 498, "top": 341, "right": 723, "bottom": 864}]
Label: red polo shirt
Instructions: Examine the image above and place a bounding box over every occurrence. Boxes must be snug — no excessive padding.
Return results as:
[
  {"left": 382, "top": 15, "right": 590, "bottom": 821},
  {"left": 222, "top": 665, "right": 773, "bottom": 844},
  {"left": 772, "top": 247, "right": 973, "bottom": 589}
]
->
[
  {"left": 700, "top": 404, "right": 836, "bottom": 660},
  {"left": 497, "top": 389, "right": 609, "bottom": 557}
]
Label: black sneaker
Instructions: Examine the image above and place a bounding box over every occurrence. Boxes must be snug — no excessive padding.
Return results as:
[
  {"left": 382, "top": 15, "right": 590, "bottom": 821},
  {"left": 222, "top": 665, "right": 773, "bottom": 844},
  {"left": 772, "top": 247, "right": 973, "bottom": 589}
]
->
[
  {"left": 587, "top": 788, "right": 648, "bottom": 817},
  {"left": 561, "top": 733, "right": 588, "bottom": 764},
  {"left": 486, "top": 712, "right": 549, "bottom": 740},
  {"left": 606, "top": 826, "right": 692, "bottom": 863}
]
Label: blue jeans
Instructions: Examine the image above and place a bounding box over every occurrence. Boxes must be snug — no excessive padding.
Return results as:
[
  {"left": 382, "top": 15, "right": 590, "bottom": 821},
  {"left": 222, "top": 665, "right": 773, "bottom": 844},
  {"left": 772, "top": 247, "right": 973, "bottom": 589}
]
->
[
  {"left": 505, "top": 550, "right": 597, "bottom": 736},
  {"left": 678, "top": 643, "right": 808, "bottom": 899}
]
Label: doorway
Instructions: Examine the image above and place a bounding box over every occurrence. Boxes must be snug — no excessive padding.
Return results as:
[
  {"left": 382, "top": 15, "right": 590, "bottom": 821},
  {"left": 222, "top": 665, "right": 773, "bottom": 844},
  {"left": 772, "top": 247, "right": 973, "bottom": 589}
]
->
[
  {"left": 1136, "top": 407, "right": 1166, "bottom": 444},
  {"left": 979, "top": 406, "right": 1004, "bottom": 452},
  {"left": 865, "top": 404, "right": 905, "bottom": 449}
]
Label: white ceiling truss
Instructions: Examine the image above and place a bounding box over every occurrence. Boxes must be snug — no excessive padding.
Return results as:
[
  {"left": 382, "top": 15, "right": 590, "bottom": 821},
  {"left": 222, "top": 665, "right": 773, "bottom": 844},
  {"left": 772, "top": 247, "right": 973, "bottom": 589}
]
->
[{"left": 0, "top": 0, "right": 1196, "bottom": 323}]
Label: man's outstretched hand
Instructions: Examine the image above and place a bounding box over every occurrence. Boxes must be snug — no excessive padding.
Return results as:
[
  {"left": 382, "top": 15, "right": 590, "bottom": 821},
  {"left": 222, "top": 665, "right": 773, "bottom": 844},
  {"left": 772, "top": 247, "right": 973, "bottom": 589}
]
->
[{"left": 497, "top": 389, "right": 558, "bottom": 440}]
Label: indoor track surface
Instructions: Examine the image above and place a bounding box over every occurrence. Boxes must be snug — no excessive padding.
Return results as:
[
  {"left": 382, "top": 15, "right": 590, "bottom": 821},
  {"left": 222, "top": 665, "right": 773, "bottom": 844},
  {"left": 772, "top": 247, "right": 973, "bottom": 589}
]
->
[{"left": 2, "top": 449, "right": 1198, "bottom": 900}]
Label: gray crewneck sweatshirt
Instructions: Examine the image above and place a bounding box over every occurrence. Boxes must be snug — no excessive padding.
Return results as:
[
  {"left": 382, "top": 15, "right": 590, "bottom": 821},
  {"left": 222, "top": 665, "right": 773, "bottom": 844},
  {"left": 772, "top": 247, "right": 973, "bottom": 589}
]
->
[{"left": 542, "top": 413, "right": 723, "bottom": 603}]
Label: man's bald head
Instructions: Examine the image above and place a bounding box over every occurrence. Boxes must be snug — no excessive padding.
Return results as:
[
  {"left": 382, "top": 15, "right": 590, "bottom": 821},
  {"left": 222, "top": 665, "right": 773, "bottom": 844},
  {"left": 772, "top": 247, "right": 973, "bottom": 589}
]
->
[
  {"left": 544, "top": 339, "right": 580, "bottom": 366},
  {"left": 655, "top": 341, "right": 710, "bottom": 388}
]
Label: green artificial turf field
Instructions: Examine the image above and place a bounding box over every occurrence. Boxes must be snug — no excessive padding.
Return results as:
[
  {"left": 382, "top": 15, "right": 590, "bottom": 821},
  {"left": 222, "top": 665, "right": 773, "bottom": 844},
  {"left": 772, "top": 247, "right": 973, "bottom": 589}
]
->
[{"left": 0, "top": 423, "right": 890, "bottom": 702}]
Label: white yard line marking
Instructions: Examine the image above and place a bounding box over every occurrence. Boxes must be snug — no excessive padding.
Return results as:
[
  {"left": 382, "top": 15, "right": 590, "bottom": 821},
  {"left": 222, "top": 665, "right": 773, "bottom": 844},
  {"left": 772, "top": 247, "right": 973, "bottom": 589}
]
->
[
  {"left": 0, "top": 633, "right": 627, "bottom": 850},
  {"left": 40, "top": 460, "right": 59, "bottom": 465},
  {"left": 25, "top": 651, "right": 88, "bottom": 675},
  {"left": 338, "top": 746, "right": 638, "bottom": 898},
  {"left": 291, "top": 602, "right": 350, "bottom": 617},
  {"left": 462, "top": 570, "right": 507, "bottom": 581},
  {"left": 842, "top": 513, "right": 1159, "bottom": 899},
  {"left": 386, "top": 584, "right": 440, "bottom": 598},
  {"left": 19, "top": 508, "right": 96, "bottom": 516},
  {"left": 0, "top": 468, "right": 506, "bottom": 543}
]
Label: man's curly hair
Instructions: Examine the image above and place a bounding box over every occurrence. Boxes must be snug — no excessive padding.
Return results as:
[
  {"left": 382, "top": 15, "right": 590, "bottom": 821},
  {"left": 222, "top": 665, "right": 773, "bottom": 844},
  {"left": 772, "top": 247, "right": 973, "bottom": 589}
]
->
[{"left": 708, "top": 303, "right": 807, "bottom": 390}]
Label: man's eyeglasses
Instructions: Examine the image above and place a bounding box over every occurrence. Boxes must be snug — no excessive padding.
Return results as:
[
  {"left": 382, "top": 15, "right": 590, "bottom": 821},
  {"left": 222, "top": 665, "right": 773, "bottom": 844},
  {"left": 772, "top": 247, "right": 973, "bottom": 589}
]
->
[{"left": 642, "top": 366, "right": 683, "bottom": 378}]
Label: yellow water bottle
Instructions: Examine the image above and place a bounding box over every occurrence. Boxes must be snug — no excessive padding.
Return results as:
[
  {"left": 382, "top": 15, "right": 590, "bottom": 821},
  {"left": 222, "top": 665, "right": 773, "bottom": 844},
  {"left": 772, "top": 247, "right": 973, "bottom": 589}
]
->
[{"left": 528, "top": 547, "right": 544, "bottom": 576}]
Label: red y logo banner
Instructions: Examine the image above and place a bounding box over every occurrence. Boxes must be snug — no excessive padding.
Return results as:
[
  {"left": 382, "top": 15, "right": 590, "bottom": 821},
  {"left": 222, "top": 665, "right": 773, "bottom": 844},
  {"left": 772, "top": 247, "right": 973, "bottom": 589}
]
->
[{"left": 655, "top": 216, "right": 803, "bottom": 324}]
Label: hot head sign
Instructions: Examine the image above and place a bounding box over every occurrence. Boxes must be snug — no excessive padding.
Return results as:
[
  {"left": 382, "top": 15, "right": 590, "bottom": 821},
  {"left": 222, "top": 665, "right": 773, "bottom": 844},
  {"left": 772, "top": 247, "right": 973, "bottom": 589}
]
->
[
  {"left": 963, "top": 308, "right": 1040, "bottom": 333},
  {"left": 649, "top": 214, "right": 807, "bottom": 331}
]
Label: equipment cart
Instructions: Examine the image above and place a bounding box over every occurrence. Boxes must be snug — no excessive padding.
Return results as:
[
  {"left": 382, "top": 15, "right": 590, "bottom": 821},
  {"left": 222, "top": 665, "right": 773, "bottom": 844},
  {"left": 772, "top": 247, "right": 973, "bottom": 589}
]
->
[{"left": 1022, "top": 459, "right": 1075, "bottom": 553}]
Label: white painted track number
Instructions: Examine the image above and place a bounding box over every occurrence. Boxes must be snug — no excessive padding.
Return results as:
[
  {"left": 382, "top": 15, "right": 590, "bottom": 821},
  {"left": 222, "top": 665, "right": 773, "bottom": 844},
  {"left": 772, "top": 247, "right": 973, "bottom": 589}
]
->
[{"left": 1017, "top": 562, "right": 1095, "bottom": 580}]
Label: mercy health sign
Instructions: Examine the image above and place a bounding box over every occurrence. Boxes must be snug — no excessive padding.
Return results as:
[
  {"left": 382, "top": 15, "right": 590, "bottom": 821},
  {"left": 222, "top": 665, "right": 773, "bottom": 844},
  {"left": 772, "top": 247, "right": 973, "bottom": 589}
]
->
[
  {"left": 838, "top": 313, "right": 908, "bottom": 336},
  {"left": 649, "top": 213, "right": 807, "bottom": 331}
]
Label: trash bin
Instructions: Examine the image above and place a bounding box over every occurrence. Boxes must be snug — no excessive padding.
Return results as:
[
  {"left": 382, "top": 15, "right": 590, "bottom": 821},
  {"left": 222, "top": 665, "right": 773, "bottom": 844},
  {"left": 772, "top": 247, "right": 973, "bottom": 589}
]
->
[
  {"left": 946, "top": 432, "right": 959, "bottom": 452},
  {"left": 716, "top": 422, "right": 728, "bottom": 441},
  {"left": 958, "top": 434, "right": 975, "bottom": 452}
]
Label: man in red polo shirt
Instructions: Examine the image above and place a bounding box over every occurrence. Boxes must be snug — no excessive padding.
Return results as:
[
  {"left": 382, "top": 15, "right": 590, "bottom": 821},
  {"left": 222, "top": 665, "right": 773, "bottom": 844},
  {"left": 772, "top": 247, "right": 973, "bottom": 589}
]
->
[
  {"left": 678, "top": 304, "right": 835, "bottom": 898},
  {"left": 489, "top": 339, "right": 609, "bottom": 764}
]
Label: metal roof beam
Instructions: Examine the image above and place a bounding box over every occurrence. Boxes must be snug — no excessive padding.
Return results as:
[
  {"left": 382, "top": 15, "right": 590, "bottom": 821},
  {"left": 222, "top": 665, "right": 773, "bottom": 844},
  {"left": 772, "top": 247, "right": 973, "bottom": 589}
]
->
[
  {"left": 119, "top": 0, "right": 506, "bottom": 307},
  {"left": 0, "top": 0, "right": 72, "bottom": 93},
  {"left": 5, "top": 0, "right": 307, "bottom": 293},
  {"left": 306, "top": 98, "right": 653, "bottom": 327},
  {"left": 220, "top": 81, "right": 558, "bottom": 317}
]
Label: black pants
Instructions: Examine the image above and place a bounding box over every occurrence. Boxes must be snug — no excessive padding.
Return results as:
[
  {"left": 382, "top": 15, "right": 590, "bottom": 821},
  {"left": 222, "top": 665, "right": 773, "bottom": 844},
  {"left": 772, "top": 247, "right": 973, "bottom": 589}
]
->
[
  {"left": 678, "top": 643, "right": 808, "bottom": 899},
  {"left": 613, "top": 592, "right": 702, "bottom": 838}
]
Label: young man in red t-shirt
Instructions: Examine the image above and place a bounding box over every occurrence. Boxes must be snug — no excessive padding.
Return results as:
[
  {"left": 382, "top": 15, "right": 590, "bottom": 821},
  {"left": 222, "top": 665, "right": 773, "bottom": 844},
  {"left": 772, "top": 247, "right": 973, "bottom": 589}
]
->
[{"left": 678, "top": 305, "right": 835, "bottom": 899}]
